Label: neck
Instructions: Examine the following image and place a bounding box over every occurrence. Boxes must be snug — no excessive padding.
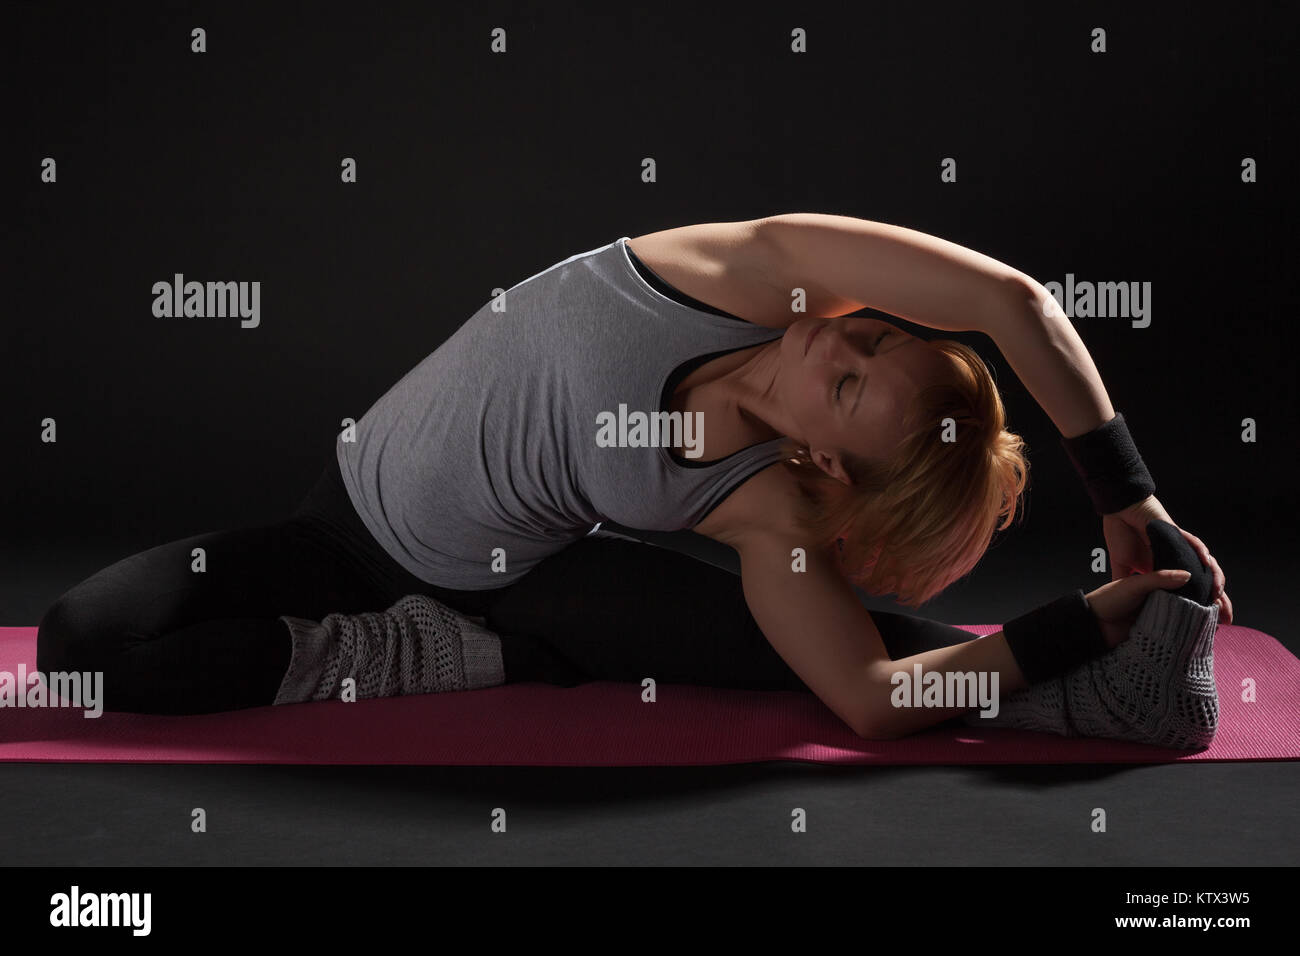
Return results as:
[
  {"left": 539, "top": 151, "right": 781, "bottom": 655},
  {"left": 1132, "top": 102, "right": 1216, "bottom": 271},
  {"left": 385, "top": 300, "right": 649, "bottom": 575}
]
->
[{"left": 725, "top": 336, "right": 805, "bottom": 446}]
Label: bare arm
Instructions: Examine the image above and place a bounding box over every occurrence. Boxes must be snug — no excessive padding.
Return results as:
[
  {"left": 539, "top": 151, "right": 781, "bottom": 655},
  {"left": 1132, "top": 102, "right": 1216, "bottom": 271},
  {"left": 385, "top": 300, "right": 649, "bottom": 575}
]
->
[
  {"left": 759, "top": 212, "right": 1116, "bottom": 438},
  {"left": 735, "top": 526, "right": 1030, "bottom": 740},
  {"left": 988, "top": 278, "right": 1115, "bottom": 439},
  {"left": 756, "top": 212, "right": 1024, "bottom": 328}
]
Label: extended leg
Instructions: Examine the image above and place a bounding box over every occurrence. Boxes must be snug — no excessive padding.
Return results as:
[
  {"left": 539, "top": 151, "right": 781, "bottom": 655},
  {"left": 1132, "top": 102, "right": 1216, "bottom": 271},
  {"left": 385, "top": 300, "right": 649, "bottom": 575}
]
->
[{"left": 482, "top": 535, "right": 980, "bottom": 690}]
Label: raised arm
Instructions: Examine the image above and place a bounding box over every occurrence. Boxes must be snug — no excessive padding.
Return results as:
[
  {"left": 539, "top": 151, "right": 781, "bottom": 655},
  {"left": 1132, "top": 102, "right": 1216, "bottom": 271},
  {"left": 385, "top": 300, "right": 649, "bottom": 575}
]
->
[{"left": 758, "top": 211, "right": 1115, "bottom": 438}]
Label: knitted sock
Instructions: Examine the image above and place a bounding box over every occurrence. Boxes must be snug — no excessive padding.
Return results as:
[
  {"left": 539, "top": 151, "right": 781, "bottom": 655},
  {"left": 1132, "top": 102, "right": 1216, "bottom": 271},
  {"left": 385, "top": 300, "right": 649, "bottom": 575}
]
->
[
  {"left": 272, "top": 593, "right": 505, "bottom": 705},
  {"left": 964, "top": 589, "right": 1219, "bottom": 749}
]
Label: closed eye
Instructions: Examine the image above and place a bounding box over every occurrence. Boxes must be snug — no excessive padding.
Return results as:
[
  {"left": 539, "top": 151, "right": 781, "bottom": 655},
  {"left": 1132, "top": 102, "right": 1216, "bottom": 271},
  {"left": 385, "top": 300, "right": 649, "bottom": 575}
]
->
[{"left": 834, "top": 331, "right": 889, "bottom": 401}]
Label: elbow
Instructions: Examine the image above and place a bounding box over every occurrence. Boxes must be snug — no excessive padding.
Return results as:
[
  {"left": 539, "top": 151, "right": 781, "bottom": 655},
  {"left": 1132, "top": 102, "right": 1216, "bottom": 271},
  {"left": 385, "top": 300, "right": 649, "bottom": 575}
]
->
[
  {"left": 851, "top": 720, "right": 887, "bottom": 741},
  {"left": 997, "top": 270, "right": 1056, "bottom": 320},
  {"left": 850, "top": 667, "right": 912, "bottom": 740},
  {"left": 850, "top": 692, "right": 906, "bottom": 741},
  {"left": 852, "top": 713, "right": 905, "bottom": 741}
]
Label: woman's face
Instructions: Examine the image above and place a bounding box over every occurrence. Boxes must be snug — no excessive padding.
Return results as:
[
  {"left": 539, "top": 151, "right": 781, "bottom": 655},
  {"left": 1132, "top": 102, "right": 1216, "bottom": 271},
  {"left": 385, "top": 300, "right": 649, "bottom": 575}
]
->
[{"left": 780, "top": 316, "right": 950, "bottom": 482}]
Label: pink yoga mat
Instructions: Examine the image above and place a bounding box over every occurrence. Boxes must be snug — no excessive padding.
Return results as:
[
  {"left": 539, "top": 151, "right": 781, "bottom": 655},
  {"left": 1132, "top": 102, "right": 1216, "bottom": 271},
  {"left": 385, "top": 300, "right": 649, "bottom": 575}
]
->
[{"left": 0, "top": 624, "right": 1296, "bottom": 765}]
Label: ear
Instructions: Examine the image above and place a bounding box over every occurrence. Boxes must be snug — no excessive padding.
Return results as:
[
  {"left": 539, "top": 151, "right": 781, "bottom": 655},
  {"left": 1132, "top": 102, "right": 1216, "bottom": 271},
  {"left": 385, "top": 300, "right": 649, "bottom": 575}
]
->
[{"left": 812, "top": 448, "right": 853, "bottom": 486}]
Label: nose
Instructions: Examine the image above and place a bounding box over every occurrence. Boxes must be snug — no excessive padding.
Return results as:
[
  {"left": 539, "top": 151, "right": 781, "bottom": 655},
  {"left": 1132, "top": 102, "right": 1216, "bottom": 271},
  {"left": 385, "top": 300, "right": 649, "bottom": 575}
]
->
[{"left": 839, "top": 324, "right": 882, "bottom": 357}]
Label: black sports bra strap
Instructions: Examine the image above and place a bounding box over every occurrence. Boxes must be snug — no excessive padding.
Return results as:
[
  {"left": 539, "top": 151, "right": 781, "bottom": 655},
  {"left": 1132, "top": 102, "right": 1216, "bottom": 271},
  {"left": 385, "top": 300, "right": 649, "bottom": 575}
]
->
[{"left": 623, "top": 243, "right": 746, "bottom": 321}]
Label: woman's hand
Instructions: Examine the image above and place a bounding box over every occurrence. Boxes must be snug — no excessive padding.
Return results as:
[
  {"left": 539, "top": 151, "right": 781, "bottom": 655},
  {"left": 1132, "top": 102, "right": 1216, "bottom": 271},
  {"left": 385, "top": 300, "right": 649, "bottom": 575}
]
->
[
  {"left": 1101, "top": 495, "right": 1232, "bottom": 624},
  {"left": 1085, "top": 568, "right": 1195, "bottom": 649}
]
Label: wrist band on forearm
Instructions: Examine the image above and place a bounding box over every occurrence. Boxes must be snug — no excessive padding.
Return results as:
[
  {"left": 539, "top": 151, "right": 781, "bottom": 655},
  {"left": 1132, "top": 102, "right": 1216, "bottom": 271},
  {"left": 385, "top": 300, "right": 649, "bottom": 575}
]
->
[
  {"left": 1059, "top": 412, "right": 1156, "bottom": 516},
  {"left": 1001, "top": 589, "right": 1109, "bottom": 685}
]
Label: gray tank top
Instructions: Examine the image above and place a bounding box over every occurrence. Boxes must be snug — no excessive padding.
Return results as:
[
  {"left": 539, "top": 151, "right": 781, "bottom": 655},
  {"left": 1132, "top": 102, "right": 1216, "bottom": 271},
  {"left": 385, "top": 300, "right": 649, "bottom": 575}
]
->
[{"left": 337, "top": 235, "right": 788, "bottom": 589}]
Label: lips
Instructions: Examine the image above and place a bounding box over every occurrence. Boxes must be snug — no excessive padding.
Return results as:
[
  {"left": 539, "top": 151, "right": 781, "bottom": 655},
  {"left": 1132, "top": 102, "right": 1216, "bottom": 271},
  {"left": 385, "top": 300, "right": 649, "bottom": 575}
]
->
[{"left": 804, "top": 321, "right": 824, "bottom": 356}]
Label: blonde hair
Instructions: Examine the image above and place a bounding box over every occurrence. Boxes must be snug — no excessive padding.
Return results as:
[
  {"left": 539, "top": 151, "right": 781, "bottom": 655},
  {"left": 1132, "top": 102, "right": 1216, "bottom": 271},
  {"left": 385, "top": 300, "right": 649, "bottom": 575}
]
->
[{"left": 779, "top": 339, "right": 1029, "bottom": 607}]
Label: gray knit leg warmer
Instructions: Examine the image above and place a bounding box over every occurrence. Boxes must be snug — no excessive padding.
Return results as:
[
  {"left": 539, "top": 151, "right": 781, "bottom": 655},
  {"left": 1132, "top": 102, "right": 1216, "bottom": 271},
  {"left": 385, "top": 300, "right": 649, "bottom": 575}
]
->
[
  {"left": 964, "top": 589, "right": 1219, "bottom": 749},
  {"left": 272, "top": 593, "right": 505, "bottom": 705}
]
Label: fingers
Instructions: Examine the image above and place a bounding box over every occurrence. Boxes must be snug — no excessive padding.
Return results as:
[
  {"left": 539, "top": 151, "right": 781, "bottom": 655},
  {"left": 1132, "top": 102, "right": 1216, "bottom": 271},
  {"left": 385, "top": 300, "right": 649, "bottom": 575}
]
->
[
  {"left": 1178, "top": 527, "right": 1227, "bottom": 599},
  {"left": 1147, "top": 568, "right": 1193, "bottom": 592},
  {"left": 1206, "top": 553, "right": 1226, "bottom": 598},
  {"left": 1216, "top": 591, "right": 1234, "bottom": 625},
  {"left": 1178, "top": 527, "right": 1208, "bottom": 565}
]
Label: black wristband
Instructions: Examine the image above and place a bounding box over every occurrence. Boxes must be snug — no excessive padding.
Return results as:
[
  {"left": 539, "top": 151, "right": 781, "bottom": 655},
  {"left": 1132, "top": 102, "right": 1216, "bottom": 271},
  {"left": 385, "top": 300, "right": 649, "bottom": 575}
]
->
[
  {"left": 1001, "top": 589, "right": 1109, "bottom": 685},
  {"left": 1060, "top": 412, "right": 1156, "bottom": 516}
]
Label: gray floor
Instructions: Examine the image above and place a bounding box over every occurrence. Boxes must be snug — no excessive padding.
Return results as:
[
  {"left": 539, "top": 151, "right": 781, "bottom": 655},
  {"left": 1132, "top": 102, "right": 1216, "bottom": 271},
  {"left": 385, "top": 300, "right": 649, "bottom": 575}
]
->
[
  {"left": 4, "top": 761, "right": 1297, "bottom": 865},
  {"left": 3, "top": 528, "right": 1296, "bottom": 866}
]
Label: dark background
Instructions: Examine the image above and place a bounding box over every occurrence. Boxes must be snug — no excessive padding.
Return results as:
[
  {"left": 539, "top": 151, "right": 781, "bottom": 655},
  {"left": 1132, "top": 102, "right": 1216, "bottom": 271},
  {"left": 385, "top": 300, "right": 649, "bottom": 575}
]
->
[{"left": 4, "top": 1, "right": 1297, "bottom": 868}]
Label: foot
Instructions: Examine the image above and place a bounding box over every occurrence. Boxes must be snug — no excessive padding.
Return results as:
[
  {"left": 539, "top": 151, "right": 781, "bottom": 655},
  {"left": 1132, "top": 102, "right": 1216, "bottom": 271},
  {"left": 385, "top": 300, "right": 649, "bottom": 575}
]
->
[{"left": 964, "top": 589, "right": 1218, "bottom": 748}]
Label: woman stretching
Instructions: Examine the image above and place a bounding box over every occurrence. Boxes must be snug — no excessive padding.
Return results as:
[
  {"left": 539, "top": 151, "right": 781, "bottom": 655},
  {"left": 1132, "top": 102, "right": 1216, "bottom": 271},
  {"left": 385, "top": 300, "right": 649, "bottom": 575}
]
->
[{"left": 36, "top": 214, "right": 1232, "bottom": 746}]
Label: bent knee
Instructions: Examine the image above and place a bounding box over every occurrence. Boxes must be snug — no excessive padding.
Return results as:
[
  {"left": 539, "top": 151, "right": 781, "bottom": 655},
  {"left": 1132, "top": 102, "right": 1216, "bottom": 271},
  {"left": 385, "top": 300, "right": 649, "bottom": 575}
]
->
[{"left": 36, "top": 588, "right": 123, "bottom": 675}]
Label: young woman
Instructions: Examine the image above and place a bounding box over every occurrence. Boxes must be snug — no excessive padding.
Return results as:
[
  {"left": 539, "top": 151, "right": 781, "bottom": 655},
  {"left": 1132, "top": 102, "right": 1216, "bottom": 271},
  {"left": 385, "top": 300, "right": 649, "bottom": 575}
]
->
[{"left": 36, "top": 213, "right": 1231, "bottom": 742}]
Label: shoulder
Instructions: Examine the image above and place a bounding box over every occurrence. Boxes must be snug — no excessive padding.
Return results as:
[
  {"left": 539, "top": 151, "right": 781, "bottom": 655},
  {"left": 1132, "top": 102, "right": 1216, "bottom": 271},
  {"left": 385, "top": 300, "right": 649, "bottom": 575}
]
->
[
  {"left": 692, "top": 461, "right": 818, "bottom": 553},
  {"left": 625, "top": 219, "right": 796, "bottom": 326}
]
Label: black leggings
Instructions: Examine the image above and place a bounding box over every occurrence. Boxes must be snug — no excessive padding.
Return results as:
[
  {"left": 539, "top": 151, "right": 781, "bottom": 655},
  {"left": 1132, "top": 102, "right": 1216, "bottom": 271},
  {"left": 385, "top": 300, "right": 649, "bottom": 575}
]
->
[{"left": 35, "top": 453, "right": 980, "bottom": 714}]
